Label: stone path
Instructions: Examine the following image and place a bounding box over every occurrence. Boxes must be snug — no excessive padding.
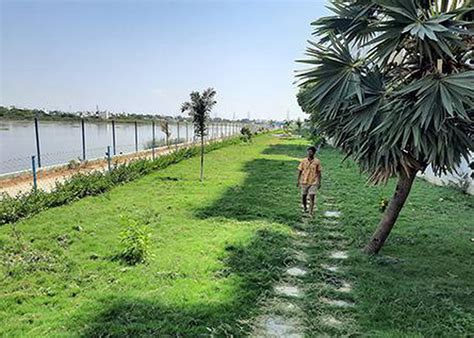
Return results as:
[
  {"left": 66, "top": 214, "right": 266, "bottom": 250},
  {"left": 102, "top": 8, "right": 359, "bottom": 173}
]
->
[
  {"left": 251, "top": 219, "right": 310, "bottom": 337},
  {"left": 306, "top": 180, "right": 357, "bottom": 335},
  {"left": 251, "top": 176, "right": 357, "bottom": 336}
]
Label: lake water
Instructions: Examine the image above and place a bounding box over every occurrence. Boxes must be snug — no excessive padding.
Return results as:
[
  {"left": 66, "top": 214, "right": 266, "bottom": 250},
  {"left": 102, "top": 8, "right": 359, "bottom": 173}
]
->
[{"left": 0, "top": 120, "right": 237, "bottom": 174}]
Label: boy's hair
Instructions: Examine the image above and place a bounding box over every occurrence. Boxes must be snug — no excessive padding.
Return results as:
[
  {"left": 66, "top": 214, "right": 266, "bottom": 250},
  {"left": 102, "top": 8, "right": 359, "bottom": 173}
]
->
[{"left": 307, "top": 146, "right": 317, "bottom": 153}]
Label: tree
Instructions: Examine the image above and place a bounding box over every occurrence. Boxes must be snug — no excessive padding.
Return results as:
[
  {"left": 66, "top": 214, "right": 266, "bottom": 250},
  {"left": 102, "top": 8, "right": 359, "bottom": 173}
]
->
[
  {"left": 295, "top": 118, "right": 303, "bottom": 135},
  {"left": 283, "top": 120, "right": 293, "bottom": 135},
  {"left": 297, "top": 0, "right": 473, "bottom": 254},
  {"left": 160, "top": 120, "right": 171, "bottom": 147},
  {"left": 181, "top": 88, "right": 217, "bottom": 181}
]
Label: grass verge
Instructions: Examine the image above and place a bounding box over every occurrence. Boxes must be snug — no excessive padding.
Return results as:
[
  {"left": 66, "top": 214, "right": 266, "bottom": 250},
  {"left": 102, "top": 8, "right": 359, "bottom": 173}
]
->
[
  {"left": 1, "top": 135, "right": 472, "bottom": 336},
  {"left": 0, "top": 134, "right": 299, "bottom": 336},
  {"left": 274, "top": 138, "right": 473, "bottom": 336}
]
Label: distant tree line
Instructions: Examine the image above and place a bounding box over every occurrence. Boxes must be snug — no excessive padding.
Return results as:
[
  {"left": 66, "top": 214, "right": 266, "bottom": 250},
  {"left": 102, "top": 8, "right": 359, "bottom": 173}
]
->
[{"left": 0, "top": 106, "right": 261, "bottom": 124}]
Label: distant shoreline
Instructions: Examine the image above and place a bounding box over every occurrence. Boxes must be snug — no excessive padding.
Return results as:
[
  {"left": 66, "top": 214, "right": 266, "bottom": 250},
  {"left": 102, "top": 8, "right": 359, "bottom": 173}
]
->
[{"left": 0, "top": 106, "right": 254, "bottom": 124}]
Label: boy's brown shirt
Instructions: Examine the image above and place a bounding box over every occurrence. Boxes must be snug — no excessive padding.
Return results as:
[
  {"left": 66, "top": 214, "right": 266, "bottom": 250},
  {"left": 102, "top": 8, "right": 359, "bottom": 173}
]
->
[{"left": 298, "top": 157, "right": 322, "bottom": 185}]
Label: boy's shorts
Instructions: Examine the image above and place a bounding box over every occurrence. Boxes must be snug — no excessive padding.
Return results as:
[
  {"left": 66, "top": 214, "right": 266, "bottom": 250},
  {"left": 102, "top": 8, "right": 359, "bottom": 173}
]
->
[{"left": 301, "top": 183, "right": 318, "bottom": 196}]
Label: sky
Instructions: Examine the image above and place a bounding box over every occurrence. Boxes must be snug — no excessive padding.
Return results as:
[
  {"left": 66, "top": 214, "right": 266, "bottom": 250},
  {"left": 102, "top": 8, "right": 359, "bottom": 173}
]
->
[{"left": 0, "top": 0, "right": 330, "bottom": 120}]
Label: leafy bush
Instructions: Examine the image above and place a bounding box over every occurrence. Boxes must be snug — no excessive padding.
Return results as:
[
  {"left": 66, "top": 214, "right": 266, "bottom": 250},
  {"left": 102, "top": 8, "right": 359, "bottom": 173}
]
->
[
  {"left": 0, "top": 137, "right": 242, "bottom": 225},
  {"left": 116, "top": 215, "right": 153, "bottom": 265},
  {"left": 240, "top": 126, "right": 253, "bottom": 143},
  {"left": 379, "top": 197, "right": 389, "bottom": 212}
]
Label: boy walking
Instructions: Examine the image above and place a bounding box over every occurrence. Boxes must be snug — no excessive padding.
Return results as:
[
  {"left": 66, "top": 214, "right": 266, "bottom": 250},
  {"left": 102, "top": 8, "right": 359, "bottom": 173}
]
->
[{"left": 297, "top": 146, "right": 322, "bottom": 217}]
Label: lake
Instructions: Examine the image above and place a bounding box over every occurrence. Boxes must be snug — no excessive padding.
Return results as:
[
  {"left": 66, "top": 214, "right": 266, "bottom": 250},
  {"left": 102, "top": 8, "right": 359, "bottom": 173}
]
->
[{"left": 0, "top": 119, "right": 237, "bottom": 174}]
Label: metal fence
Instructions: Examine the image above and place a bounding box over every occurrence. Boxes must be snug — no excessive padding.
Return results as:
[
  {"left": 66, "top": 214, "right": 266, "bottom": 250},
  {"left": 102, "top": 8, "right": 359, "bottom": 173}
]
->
[{"left": 0, "top": 117, "right": 266, "bottom": 196}]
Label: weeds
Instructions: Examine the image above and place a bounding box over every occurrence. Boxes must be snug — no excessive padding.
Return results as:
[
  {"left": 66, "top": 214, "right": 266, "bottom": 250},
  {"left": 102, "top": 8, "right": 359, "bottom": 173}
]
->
[{"left": 115, "top": 215, "right": 153, "bottom": 265}]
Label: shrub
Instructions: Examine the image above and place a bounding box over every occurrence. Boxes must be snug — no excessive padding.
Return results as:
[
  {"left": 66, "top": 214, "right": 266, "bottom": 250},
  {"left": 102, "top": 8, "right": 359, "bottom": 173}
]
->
[
  {"left": 0, "top": 137, "right": 242, "bottom": 225},
  {"left": 240, "top": 126, "right": 253, "bottom": 143},
  {"left": 116, "top": 215, "right": 153, "bottom": 265}
]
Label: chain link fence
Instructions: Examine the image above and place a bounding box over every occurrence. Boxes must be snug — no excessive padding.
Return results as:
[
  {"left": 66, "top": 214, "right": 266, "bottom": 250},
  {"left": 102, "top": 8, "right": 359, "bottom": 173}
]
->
[{"left": 0, "top": 118, "right": 268, "bottom": 196}]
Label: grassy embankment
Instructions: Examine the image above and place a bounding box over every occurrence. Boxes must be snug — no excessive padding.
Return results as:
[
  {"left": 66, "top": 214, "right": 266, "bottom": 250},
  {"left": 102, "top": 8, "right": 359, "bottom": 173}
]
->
[
  {"left": 1, "top": 134, "right": 472, "bottom": 336},
  {"left": 0, "top": 134, "right": 299, "bottom": 336}
]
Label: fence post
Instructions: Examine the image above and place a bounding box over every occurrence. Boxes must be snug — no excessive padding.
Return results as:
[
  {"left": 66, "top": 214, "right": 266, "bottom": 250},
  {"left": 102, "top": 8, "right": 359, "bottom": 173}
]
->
[
  {"left": 31, "top": 155, "right": 37, "bottom": 192},
  {"left": 134, "top": 121, "right": 138, "bottom": 152},
  {"left": 106, "top": 146, "right": 111, "bottom": 171},
  {"left": 176, "top": 121, "right": 180, "bottom": 149},
  {"left": 186, "top": 122, "right": 189, "bottom": 143},
  {"left": 112, "top": 120, "right": 116, "bottom": 155},
  {"left": 34, "top": 117, "right": 41, "bottom": 168},
  {"left": 81, "top": 118, "right": 86, "bottom": 161},
  {"left": 152, "top": 120, "right": 156, "bottom": 160}
]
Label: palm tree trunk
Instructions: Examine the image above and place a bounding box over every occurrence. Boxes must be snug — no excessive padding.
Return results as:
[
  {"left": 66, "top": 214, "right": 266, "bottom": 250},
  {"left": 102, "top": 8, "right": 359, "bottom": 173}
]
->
[
  {"left": 363, "top": 168, "right": 417, "bottom": 254},
  {"left": 200, "top": 135, "right": 204, "bottom": 181}
]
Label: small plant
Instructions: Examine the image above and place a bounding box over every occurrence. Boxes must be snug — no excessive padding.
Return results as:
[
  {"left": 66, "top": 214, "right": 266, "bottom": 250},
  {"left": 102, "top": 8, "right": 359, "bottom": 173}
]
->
[
  {"left": 240, "top": 126, "right": 253, "bottom": 143},
  {"left": 67, "top": 159, "right": 81, "bottom": 170},
  {"left": 117, "top": 215, "right": 153, "bottom": 265},
  {"left": 379, "top": 197, "right": 389, "bottom": 212}
]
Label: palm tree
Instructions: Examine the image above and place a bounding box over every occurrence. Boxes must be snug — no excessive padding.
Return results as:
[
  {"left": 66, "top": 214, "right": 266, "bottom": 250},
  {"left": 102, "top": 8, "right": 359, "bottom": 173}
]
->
[
  {"left": 160, "top": 120, "right": 171, "bottom": 147},
  {"left": 181, "top": 88, "right": 217, "bottom": 181},
  {"left": 298, "top": 0, "right": 473, "bottom": 254},
  {"left": 295, "top": 118, "right": 303, "bottom": 135}
]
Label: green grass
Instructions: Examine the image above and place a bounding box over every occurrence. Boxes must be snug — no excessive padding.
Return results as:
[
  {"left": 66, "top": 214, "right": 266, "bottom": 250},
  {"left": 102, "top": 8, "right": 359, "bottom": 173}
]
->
[
  {"left": 1, "top": 135, "right": 473, "bottom": 336},
  {"left": 278, "top": 139, "right": 473, "bottom": 337},
  {"left": 0, "top": 134, "right": 299, "bottom": 336}
]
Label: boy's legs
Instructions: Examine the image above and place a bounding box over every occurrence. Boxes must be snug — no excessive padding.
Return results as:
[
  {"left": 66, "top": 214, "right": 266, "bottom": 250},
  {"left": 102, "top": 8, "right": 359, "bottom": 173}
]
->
[
  {"left": 308, "top": 184, "right": 318, "bottom": 216},
  {"left": 302, "top": 193, "right": 308, "bottom": 212},
  {"left": 308, "top": 194, "right": 315, "bottom": 216},
  {"left": 301, "top": 184, "right": 308, "bottom": 212}
]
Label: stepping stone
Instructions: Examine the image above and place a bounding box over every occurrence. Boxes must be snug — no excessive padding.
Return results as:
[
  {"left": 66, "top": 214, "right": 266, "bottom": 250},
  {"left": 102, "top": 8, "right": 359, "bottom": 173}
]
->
[
  {"left": 275, "top": 285, "right": 303, "bottom": 298},
  {"left": 265, "top": 298, "right": 302, "bottom": 314},
  {"left": 324, "top": 211, "right": 341, "bottom": 218},
  {"left": 330, "top": 251, "right": 348, "bottom": 259},
  {"left": 286, "top": 267, "right": 307, "bottom": 277},
  {"left": 321, "top": 264, "right": 340, "bottom": 273},
  {"left": 320, "top": 297, "right": 354, "bottom": 308},
  {"left": 322, "top": 219, "right": 339, "bottom": 225},
  {"left": 321, "top": 222, "right": 340, "bottom": 229},
  {"left": 293, "top": 240, "right": 309, "bottom": 248},
  {"left": 294, "top": 231, "right": 308, "bottom": 237},
  {"left": 294, "top": 251, "right": 308, "bottom": 263},
  {"left": 253, "top": 315, "right": 303, "bottom": 338},
  {"left": 325, "top": 277, "right": 353, "bottom": 293},
  {"left": 336, "top": 281, "right": 352, "bottom": 293},
  {"left": 324, "top": 231, "right": 344, "bottom": 239},
  {"left": 321, "top": 315, "right": 343, "bottom": 328},
  {"left": 320, "top": 239, "right": 335, "bottom": 245}
]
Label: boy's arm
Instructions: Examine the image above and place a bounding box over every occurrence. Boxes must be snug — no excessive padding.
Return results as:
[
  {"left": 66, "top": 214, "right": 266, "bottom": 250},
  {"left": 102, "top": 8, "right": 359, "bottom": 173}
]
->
[
  {"left": 317, "top": 163, "right": 322, "bottom": 188},
  {"left": 297, "top": 161, "right": 304, "bottom": 187}
]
